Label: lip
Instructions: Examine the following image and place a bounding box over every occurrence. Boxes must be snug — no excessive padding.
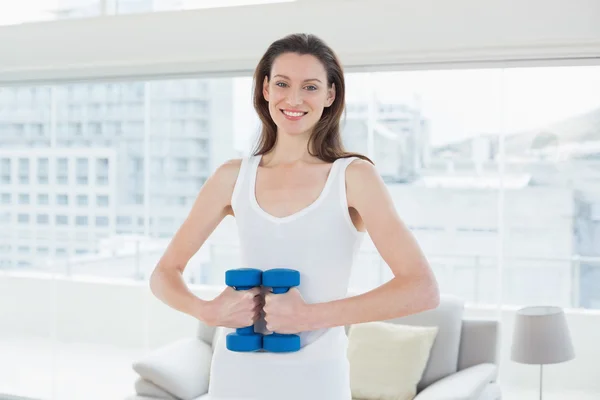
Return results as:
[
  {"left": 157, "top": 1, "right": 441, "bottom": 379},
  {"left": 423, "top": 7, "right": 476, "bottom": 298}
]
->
[
  {"left": 280, "top": 109, "right": 308, "bottom": 113},
  {"left": 280, "top": 109, "right": 307, "bottom": 121}
]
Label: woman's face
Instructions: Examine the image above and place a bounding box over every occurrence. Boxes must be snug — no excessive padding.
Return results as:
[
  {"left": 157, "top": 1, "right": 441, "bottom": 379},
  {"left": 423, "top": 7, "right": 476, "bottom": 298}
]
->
[{"left": 263, "top": 52, "right": 335, "bottom": 138}]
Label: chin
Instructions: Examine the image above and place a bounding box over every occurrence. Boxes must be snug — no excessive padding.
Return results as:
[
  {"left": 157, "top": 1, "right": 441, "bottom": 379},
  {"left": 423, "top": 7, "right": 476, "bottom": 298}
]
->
[{"left": 279, "top": 125, "right": 315, "bottom": 138}]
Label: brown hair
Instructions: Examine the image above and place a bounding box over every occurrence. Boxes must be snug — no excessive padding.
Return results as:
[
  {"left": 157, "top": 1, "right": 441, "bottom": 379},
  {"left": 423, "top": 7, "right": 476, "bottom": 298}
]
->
[{"left": 251, "top": 33, "right": 373, "bottom": 164}]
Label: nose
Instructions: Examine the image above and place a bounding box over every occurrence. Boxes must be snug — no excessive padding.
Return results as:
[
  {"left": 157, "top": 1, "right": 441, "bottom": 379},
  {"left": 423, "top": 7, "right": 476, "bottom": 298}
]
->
[{"left": 286, "top": 89, "right": 303, "bottom": 106}]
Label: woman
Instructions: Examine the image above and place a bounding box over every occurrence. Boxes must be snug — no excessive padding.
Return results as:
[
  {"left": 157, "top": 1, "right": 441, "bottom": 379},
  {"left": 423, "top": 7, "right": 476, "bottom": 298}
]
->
[{"left": 150, "top": 33, "right": 439, "bottom": 399}]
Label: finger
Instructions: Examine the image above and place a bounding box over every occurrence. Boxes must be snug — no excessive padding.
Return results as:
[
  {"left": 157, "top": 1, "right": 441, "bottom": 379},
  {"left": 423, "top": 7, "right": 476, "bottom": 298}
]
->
[
  {"left": 242, "top": 288, "right": 260, "bottom": 299},
  {"left": 253, "top": 311, "right": 262, "bottom": 322},
  {"left": 254, "top": 297, "right": 264, "bottom": 308}
]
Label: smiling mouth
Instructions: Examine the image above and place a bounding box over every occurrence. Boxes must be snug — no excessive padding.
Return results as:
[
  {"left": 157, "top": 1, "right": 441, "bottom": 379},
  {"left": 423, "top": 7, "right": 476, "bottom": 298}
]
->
[{"left": 281, "top": 109, "right": 308, "bottom": 118}]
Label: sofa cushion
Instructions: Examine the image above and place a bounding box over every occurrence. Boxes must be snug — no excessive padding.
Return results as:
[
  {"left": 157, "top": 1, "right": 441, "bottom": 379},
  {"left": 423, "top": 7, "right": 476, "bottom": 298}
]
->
[
  {"left": 133, "top": 337, "right": 212, "bottom": 400},
  {"left": 347, "top": 321, "right": 438, "bottom": 400},
  {"left": 478, "top": 382, "right": 501, "bottom": 400},
  {"left": 135, "top": 377, "right": 177, "bottom": 399},
  {"left": 196, "top": 321, "right": 217, "bottom": 346},
  {"left": 385, "top": 295, "right": 464, "bottom": 391},
  {"left": 413, "top": 363, "right": 497, "bottom": 400}
]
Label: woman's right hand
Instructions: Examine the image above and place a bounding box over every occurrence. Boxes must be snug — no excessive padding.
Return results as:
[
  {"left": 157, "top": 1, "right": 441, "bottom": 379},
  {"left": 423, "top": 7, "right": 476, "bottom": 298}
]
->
[{"left": 204, "top": 286, "right": 264, "bottom": 329}]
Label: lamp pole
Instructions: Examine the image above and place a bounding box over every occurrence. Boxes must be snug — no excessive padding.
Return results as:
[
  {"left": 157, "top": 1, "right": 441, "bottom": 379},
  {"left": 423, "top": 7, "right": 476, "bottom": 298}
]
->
[{"left": 539, "top": 364, "right": 543, "bottom": 400}]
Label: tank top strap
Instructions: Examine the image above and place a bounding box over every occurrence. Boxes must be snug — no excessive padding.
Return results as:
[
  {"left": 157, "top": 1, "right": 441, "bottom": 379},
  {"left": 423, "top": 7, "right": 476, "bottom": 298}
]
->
[
  {"left": 335, "top": 156, "right": 360, "bottom": 184},
  {"left": 230, "top": 155, "right": 256, "bottom": 213},
  {"left": 332, "top": 155, "right": 360, "bottom": 214}
]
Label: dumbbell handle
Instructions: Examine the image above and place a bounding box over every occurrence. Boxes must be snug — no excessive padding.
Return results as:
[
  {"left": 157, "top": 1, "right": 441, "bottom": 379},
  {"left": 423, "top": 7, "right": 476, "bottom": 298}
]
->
[{"left": 234, "top": 285, "right": 257, "bottom": 336}]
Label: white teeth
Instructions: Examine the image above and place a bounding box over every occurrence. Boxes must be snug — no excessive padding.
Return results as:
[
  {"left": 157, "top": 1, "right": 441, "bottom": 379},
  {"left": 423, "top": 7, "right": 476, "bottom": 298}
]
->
[{"left": 283, "top": 110, "right": 305, "bottom": 117}]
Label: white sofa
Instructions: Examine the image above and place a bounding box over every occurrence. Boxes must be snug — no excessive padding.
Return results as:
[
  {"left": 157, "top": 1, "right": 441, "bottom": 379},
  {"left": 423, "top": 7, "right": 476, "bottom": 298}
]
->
[{"left": 126, "top": 295, "right": 501, "bottom": 400}]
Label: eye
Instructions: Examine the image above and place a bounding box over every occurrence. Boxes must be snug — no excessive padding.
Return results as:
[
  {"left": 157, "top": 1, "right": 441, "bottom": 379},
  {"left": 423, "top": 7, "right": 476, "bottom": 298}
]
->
[
  {"left": 275, "top": 82, "right": 288, "bottom": 88},
  {"left": 305, "top": 85, "right": 318, "bottom": 91}
]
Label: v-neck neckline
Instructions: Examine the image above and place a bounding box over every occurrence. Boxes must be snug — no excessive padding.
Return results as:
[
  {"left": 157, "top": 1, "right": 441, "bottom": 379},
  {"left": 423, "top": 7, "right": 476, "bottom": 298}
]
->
[{"left": 249, "top": 154, "right": 341, "bottom": 223}]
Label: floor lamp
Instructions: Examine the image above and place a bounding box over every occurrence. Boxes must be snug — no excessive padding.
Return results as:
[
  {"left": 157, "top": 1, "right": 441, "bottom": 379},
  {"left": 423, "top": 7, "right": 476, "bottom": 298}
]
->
[{"left": 511, "top": 306, "right": 575, "bottom": 400}]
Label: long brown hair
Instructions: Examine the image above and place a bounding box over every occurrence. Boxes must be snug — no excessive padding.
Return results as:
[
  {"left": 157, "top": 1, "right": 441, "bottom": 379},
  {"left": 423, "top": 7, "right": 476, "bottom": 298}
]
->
[{"left": 251, "top": 33, "right": 373, "bottom": 164}]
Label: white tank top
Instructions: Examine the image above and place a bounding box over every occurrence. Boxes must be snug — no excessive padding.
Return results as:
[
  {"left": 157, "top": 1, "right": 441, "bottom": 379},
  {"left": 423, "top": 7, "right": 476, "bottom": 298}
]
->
[
  {"left": 231, "top": 153, "right": 365, "bottom": 346},
  {"left": 208, "top": 154, "right": 366, "bottom": 399}
]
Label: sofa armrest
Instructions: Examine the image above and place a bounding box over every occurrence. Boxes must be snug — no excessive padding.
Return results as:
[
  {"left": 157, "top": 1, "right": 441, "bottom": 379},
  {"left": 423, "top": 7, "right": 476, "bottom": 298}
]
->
[
  {"left": 458, "top": 319, "right": 499, "bottom": 370},
  {"left": 132, "top": 337, "right": 213, "bottom": 400},
  {"left": 414, "top": 363, "right": 497, "bottom": 400}
]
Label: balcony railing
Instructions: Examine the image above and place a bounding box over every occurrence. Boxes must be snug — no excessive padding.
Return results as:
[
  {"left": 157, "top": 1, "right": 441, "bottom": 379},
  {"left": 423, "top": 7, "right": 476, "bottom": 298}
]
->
[{"left": 2, "top": 238, "right": 598, "bottom": 310}]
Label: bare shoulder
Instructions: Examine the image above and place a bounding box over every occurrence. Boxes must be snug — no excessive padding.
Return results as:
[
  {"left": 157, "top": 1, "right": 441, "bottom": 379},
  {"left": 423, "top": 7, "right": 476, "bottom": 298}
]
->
[
  {"left": 215, "top": 158, "right": 243, "bottom": 178},
  {"left": 346, "top": 158, "right": 378, "bottom": 179},
  {"left": 196, "top": 158, "right": 242, "bottom": 204},
  {"left": 203, "top": 158, "right": 243, "bottom": 216},
  {"left": 346, "top": 158, "right": 382, "bottom": 190},
  {"left": 207, "top": 158, "right": 242, "bottom": 189},
  {"left": 345, "top": 158, "right": 387, "bottom": 208}
]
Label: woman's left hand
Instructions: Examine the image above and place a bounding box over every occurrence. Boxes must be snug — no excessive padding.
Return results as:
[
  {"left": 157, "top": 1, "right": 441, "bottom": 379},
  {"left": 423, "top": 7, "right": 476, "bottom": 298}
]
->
[{"left": 263, "top": 288, "right": 311, "bottom": 334}]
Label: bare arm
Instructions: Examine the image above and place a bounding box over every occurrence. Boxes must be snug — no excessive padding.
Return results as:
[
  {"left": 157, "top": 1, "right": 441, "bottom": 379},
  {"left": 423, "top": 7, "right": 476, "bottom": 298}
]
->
[
  {"left": 305, "top": 159, "right": 440, "bottom": 330},
  {"left": 149, "top": 159, "right": 242, "bottom": 323}
]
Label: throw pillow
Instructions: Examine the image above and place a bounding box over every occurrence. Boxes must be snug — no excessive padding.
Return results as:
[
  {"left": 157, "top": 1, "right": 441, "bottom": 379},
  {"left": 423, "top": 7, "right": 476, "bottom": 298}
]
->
[
  {"left": 347, "top": 322, "right": 439, "bottom": 400},
  {"left": 133, "top": 337, "right": 212, "bottom": 400}
]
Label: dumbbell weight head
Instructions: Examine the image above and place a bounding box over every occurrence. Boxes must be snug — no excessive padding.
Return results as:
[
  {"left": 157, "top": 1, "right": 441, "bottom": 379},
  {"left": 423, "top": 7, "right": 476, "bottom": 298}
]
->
[
  {"left": 261, "top": 268, "right": 300, "bottom": 292},
  {"left": 225, "top": 268, "right": 263, "bottom": 352},
  {"left": 261, "top": 268, "right": 301, "bottom": 353},
  {"left": 225, "top": 268, "right": 262, "bottom": 289}
]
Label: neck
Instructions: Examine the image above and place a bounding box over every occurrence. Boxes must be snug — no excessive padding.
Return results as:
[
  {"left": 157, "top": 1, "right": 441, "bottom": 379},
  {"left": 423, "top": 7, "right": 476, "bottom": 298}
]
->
[{"left": 263, "top": 129, "right": 315, "bottom": 166}]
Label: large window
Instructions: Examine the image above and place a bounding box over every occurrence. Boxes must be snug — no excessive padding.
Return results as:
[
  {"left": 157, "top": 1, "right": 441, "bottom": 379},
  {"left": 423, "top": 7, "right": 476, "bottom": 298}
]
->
[{"left": 1, "top": 65, "right": 599, "bottom": 398}]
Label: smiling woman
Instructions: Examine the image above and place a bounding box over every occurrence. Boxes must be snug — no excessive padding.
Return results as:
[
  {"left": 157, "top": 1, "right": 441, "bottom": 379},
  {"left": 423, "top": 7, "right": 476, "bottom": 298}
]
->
[
  {"left": 149, "top": 33, "right": 440, "bottom": 400},
  {"left": 251, "top": 35, "right": 373, "bottom": 164}
]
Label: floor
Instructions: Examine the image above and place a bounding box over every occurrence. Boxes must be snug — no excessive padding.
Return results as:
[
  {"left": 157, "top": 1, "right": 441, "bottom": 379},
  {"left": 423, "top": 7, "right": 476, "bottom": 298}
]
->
[
  {"left": 1, "top": 336, "right": 598, "bottom": 400},
  {"left": 0, "top": 336, "right": 140, "bottom": 400}
]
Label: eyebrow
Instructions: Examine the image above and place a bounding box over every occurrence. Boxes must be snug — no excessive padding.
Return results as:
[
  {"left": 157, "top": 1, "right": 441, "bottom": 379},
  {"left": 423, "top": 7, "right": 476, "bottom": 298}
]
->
[{"left": 273, "top": 74, "right": 322, "bottom": 83}]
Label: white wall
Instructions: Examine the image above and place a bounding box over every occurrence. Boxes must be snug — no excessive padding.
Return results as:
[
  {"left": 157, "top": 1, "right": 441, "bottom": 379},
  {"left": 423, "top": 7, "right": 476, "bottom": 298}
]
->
[
  {"left": 1, "top": 273, "right": 599, "bottom": 394},
  {"left": 1, "top": 0, "right": 599, "bottom": 84}
]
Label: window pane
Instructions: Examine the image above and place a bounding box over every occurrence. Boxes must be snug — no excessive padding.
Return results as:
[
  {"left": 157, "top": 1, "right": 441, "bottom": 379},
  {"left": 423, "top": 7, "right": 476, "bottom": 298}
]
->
[
  {"left": 0, "top": 86, "right": 56, "bottom": 398},
  {"left": 501, "top": 65, "right": 600, "bottom": 309},
  {"left": 77, "top": 195, "right": 88, "bottom": 206},
  {"left": 344, "top": 70, "right": 503, "bottom": 304},
  {"left": 56, "top": 194, "right": 68, "bottom": 206}
]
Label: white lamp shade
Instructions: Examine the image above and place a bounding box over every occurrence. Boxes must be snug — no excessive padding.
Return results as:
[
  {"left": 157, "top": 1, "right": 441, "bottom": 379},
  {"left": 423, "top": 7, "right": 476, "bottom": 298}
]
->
[{"left": 511, "top": 306, "right": 575, "bottom": 365}]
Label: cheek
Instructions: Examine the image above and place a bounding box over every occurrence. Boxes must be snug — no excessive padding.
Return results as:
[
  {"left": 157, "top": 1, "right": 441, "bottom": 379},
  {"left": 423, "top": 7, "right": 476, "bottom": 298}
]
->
[
  {"left": 308, "top": 93, "right": 329, "bottom": 108},
  {"left": 268, "top": 88, "right": 285, "bottom": 104}
]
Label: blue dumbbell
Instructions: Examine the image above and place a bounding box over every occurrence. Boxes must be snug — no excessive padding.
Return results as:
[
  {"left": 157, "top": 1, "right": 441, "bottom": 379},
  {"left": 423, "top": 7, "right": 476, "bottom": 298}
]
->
[
  {"left": 225, "top": 268, "right": 263, "bottom": 352},
  {"left": 261, "top": 268, "right": 301, "bottom": 353}
]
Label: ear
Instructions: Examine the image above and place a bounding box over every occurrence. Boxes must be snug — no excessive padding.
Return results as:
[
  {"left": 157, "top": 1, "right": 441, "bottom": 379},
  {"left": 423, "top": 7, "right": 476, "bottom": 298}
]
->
[
  {"left": 263, "top": 76, "right": 270, "bottom": 101},
  {"left": 325, "top": 83, "right": 336, "bottom": 107}
]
